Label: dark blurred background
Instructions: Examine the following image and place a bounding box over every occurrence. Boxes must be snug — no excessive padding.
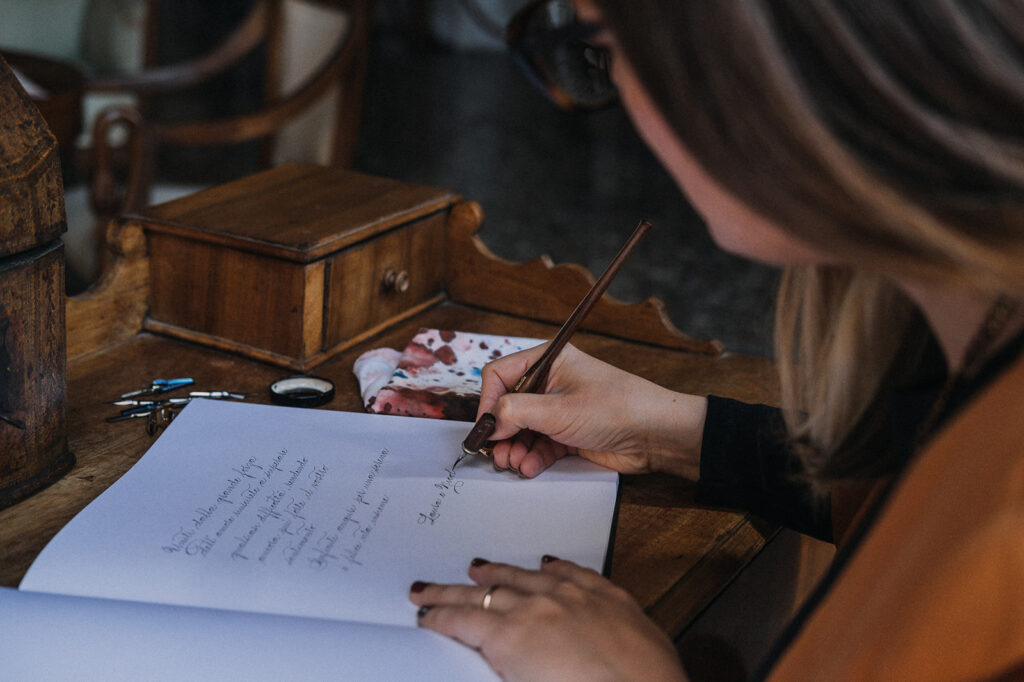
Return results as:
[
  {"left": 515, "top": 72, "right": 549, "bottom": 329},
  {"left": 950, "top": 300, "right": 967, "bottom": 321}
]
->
[
  {"left": 357, "top": 3, "right": 778, "bottom": 357},
  {"left": 2, "top": 0, "right": 778, "bottom": 357}
]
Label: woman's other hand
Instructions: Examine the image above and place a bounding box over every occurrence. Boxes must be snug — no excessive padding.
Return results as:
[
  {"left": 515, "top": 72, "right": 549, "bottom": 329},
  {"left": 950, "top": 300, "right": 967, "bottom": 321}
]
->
[
  {"left": 477, "top": 343, "right": 706, "bottom": 479},
  {"left": 411, "top": 557, "right": 688, "bottom": 682}
]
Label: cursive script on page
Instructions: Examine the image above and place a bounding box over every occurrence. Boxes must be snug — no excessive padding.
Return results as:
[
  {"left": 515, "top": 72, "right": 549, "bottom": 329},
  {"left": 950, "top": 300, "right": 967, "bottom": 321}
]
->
[{"left": 20, "top": 400, "right": 617, "bottom": 630}]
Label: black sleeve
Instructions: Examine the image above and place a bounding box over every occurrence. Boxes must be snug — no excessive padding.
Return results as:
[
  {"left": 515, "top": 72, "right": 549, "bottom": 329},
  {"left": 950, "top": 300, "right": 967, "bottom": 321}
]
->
[{"left": 694, "top": 395, "right": 833, "bottom": 543}]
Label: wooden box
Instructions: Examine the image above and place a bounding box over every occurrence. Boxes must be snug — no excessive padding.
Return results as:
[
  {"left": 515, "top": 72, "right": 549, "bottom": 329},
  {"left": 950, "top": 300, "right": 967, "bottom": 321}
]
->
[
  {"left": 0, "top": 55, "right": 73, "bottom": 510},
  {"left": 139, "top": 164, "right": 458, "bottom": 370},
  {"left": 0, "top": 243, "right": 74, "bottom": 507},
  {"left": 0, "top": 55, "right": 66, "bottom": 258}
]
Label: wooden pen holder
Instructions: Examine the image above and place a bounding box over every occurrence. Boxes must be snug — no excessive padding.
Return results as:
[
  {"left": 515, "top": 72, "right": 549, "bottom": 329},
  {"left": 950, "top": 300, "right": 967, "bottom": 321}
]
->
[{"left": 137, "top": 164, "right": 459, "bottom": 371}]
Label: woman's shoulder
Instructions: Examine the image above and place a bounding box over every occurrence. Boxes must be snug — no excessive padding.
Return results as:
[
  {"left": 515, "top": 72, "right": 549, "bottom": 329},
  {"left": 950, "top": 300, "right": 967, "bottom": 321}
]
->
[{"left": 767, "top": 353, "right": 1024, "bottom": 680}]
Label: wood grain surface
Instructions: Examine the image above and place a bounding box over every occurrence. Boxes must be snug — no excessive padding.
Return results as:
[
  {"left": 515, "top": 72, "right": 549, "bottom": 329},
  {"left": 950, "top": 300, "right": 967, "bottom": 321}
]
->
[
  {"left": 0, "top": 55, "right": 66, "bottom": 258},
  {"left": 137, "top": 164, "right": 457, "bottom": 262},
  {"left": 445, "top": 200, "right": 726, "bottom": 355},
  {"left": 0, "top": 243, "right": 73, "bottom": 507},
  {"left": 1, "top": 162, "right": 786, "bottom": 643},
  {"left": 0, "top": 56, "right": 73, "bottom": 509},
  {"left": 137, "top": 165, "right": 457, "bottom": 369},
  {"left": 2, "top": 302, "right": 778, "bottom": 639}
]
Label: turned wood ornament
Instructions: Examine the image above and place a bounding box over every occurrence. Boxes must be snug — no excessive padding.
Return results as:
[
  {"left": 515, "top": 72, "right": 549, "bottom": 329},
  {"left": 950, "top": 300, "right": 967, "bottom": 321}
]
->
[{"left": 0, "top": 55, "right": 74, "bottom": 510}]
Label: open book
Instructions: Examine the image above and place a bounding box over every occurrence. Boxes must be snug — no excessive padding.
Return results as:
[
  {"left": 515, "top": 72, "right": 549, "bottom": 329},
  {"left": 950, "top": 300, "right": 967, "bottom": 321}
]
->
[{"left": 1, "top": 399, "right": 618, "bottom": 681}]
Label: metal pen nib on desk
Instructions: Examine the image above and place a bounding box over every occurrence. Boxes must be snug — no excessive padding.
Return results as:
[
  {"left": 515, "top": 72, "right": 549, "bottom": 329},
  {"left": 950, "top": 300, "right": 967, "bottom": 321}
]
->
[
  {"left": 454, "top": 218, "right": 653, "bottom": 470},
  {"left": 119, "top": 378, "right": 194, "bottom": 399},
  {"left": 188, "top": 391, "right": 247, "bottom": 400}
]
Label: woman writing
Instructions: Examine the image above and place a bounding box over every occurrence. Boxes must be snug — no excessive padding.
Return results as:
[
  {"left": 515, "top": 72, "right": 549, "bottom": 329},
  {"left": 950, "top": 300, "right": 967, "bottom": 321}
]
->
[{"left": 410, "top": 0, "right": 1024, "bottom": 679}]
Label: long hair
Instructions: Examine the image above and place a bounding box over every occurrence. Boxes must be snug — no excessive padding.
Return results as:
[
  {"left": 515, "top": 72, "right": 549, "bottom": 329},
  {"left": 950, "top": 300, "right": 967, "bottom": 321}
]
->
[{"left": 594, "top": 0, "right": 1024, "bottom": 481}]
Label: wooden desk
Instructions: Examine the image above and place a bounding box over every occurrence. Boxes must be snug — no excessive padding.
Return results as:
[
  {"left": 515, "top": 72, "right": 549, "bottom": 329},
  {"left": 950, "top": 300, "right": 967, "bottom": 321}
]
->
[{"left": 0, "top": 168, "right": 783, "bottom": 648}]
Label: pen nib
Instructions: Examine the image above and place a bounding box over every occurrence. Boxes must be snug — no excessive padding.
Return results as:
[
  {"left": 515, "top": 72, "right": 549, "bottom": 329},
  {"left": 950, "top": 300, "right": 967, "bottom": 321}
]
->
[{"left": 452, "top": 442, "right": 477, "bottom": 470}]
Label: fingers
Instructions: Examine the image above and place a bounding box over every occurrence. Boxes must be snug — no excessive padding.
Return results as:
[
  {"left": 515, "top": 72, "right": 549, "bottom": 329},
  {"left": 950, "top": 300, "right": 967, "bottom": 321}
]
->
[
  {"left": 539, "top": 555, "right": 610, "bottom": 591},
  {"left": 415, "top": 604, "right": 499, "bottom": 652},
  {"left": 520, "top": 437, "right": 566, "bottom": 478},
  {"left": 468, "top": 557, "right": 571, "bottom": 594},
  {"left": 477, "top": 343, "right": 551, "bottom": 418},
  {"left": 491, "top": 430, "right": 534, "bottom": 474},
  {"left": 477, "top": 343, "right": 587, "bottom": 477},
  {"left": 410, "top": 557, "right": 642, "bottom": 678},
  {"left": 411, "top": 557, "right": 596, "bottom": 610},
  {"left": 410, "top": 571, "right": 530, "bottom": 652},
  {"left": 491, "top": 429, "right": 570, "bottom": 478},
  {"left": 411, "top": 581, "right": 522, "bottom": 614},
  {"left": 502, "top": 430, "right": 537, "bottom": 474},
  {"left": 411, "top": 557, "right": 683, "bottom": 682},
  {"left": 488, "top": 392, "right": 570, "bottom": 442}
]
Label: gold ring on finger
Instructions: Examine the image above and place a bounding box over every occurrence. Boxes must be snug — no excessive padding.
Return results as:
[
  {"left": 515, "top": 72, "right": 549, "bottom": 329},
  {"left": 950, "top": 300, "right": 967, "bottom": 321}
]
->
[{"left": 481, "top": 584, "right": 500, "bottom": 611}]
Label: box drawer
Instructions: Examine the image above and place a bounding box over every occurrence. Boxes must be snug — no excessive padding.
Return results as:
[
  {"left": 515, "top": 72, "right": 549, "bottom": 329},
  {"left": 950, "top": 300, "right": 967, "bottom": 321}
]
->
[
  {"left": 326, "top": 211, "right": 446, "bottom": 345},
  {"left": 140, "top": 165, "right": 457, "bottom": 370}
]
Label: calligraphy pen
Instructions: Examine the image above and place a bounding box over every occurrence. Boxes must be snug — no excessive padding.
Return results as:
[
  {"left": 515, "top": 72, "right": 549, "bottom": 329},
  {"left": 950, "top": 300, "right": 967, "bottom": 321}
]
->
[{"left": 454, "top": 218, "right": 653, "bottom": 470}]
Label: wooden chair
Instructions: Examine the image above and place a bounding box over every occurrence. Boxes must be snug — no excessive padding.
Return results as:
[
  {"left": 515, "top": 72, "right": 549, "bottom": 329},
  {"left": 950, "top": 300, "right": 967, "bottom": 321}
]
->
[{"left": 4, "top": 0, "right": 376, "bottom": 289}]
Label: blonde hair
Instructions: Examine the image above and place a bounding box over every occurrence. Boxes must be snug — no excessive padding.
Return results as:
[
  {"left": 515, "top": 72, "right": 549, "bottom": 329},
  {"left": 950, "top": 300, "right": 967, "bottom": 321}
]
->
[
  {"left": 775, "top": 267, "right": 922, "bottom": 482},
  {"left": 596, "top": 0, "right": 1024, "bottom": 481}
]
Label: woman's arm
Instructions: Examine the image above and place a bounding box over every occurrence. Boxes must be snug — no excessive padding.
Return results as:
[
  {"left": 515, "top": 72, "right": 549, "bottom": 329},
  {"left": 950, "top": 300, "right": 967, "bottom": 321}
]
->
[
  {"left": 698, "top": 397, "right": 833, "bottom": 542},
  {"left": 480, "top": 343, "right": 833, "bottom": 540},
  {"left": 478, "top": 343, "right": 707, "bottom": 479}
]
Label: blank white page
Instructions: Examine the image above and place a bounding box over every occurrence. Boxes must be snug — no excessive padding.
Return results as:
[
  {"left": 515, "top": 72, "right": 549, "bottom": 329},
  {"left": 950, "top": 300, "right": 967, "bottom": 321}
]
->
[{"left": 0, "top": 586, "right": 498, "bottom": 681}]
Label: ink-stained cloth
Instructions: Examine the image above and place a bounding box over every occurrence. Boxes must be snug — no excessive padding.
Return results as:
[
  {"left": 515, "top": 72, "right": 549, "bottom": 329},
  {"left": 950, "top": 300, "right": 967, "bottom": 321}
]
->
[{"left": 353, "top": 329, "right": 542, "bottom": 421}]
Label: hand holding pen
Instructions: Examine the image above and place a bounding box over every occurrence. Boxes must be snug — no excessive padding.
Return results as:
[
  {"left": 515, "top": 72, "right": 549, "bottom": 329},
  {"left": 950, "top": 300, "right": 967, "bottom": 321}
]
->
[
  {"left": 456, "top": 219, "right": 657, "bottom": 475},
  {"left": 464, "top": 307, "right": 710, "bottom": 480}
]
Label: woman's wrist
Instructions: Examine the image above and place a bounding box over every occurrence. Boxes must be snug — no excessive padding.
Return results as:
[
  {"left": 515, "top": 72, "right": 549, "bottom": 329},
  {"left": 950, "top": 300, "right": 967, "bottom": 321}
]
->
[{"left": 637, "top": 385, "right": 707, "bottom": 480}]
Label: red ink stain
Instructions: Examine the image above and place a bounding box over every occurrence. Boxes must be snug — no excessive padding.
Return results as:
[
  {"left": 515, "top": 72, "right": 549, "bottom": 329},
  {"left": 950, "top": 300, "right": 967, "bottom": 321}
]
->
[
  {"left": 435, "top": 345, "right": 457, "bottom": 365},
  {"left": 375, "top": 386, "right": 479, "bottom": 421},
  {"left": 403, "top": 342, "right": 440, "bottom": 369}
]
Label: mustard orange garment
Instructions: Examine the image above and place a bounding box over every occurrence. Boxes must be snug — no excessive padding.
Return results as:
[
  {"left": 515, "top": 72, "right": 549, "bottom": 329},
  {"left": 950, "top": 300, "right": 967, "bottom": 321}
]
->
[{"left": 769, "top": 355, "right": 1024, "bottom": 680}]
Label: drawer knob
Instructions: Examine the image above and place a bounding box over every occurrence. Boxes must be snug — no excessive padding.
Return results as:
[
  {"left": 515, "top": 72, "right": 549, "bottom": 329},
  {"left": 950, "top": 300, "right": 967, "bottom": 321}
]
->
[{"left": 381, "top": 269, "right": 410, "bottom": 293}]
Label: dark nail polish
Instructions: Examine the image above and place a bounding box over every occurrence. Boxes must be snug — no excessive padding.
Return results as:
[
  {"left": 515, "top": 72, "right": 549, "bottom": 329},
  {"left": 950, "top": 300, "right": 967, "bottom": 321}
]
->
[
  {"left": 417, "top": 606, "right": 431, "bottom": 620},
  {"left": 542, "top": 554, "right": 559, "bottom": 563},
  {"left": 410, "top": 581, "right": 429, "bottom": 594},
  {"left": 470, "top": 557, "right": 490, "bottom": 567}
]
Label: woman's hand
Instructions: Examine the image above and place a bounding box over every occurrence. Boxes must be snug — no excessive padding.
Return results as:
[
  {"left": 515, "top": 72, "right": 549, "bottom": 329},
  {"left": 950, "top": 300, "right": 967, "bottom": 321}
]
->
[
  {"left": 477, "top": 343, "right": 707, "bottom": 479},
  {"left": 410, "top": 557, "right": 688, "bottom": 682}
]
